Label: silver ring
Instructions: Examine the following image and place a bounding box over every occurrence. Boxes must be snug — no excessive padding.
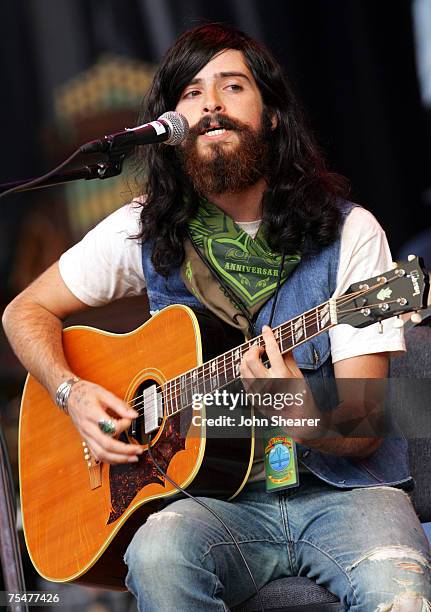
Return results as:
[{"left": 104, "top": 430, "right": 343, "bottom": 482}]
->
[{"left": 98, "top": 418, "right": 117, "bottom": 436}]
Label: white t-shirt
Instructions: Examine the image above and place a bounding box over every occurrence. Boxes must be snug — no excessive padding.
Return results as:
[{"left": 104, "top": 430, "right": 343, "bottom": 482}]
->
[{"left": 59, "top": 201, "right": 405, "bottom": 363}]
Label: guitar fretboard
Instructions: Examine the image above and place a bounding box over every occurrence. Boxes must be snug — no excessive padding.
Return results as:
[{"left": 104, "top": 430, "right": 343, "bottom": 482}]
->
[{"left": 163, "top": 301, "right": 336, "bottom": 416}]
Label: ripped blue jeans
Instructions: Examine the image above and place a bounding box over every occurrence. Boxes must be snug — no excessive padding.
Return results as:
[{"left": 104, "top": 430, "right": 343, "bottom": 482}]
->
[{"left": 124, "top": 474, "right": 431, "bottom": 611}]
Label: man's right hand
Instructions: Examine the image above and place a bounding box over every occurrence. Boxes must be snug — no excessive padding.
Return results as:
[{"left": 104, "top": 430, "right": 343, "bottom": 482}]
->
[
  {"left": 2, "top": 262, "right": 144, "bottom": 465},
  {"left": 67, "top": 380, "right": 144, "bottom": 464}
]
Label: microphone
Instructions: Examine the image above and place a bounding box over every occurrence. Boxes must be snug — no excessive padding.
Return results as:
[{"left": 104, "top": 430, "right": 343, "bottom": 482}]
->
[{"left": 80, "top": 111, "right": 189, "bottom": 154}]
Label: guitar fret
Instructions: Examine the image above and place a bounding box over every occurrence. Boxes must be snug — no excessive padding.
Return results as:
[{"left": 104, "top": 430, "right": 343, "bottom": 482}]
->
[
  {"left": 222, "top": 349, "right": 235, "bottom": 385},
  {"left": 203, "top": 363, "right": 209, "bottom": 394},
  {"left": 179, "top": 374, "right": 187, "bottom": 406},
  {"left": 191, "top": 368, "right": 199, "bottom": 400},
  {"left": 273, "top": 327, "right": 282, "bottom": 352},
  {"left": 283, "top": 322, "right": 293, "bottom": 350},
  {"left": 209, "top": 360, "right": 217, "bottom": 391},
  {"left": 278, "top": 327, "right": 284, "bottom": 352},
  {"left": 305, "top": 307, "right": 320, "bottom": 337},
  {"left": 278, "top": 324, "right": 286, "bottom": 351},
  {"left": 233, "top": 348, "right": 241, "bottom": 377},
  {"left": 165, "top": 380, "right": 172, "bottom": 416},
  {"left": 172, "top": 380, "right": 178, "bottom": 412}
]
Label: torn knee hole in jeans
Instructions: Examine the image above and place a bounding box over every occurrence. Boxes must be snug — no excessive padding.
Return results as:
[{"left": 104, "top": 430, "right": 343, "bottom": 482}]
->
[
  {"left": 347, "top": 547, "right": 431, "bottom": 611},
  {"left": 146, "top": 511, "right": 182, "bottom": 523},
  {"left": 376, "top": 591, "right": 431, "bottom": 611},
  {"left": 396, "top": 562, "right": 425, "bottom": 574},
  {"left": 347, "top": 546, "right": 431, "bottom": 573}
]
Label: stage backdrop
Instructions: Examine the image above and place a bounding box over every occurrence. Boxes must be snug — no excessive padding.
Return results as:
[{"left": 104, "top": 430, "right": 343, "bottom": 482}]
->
[{"left": 1, "top": 0, "right": 430, "bottom": 295}]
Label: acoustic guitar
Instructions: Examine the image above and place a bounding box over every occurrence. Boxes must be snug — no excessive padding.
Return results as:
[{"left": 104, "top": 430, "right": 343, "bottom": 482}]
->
[{"left": 19, "top": 256, "right": 429, "bottom": 588}]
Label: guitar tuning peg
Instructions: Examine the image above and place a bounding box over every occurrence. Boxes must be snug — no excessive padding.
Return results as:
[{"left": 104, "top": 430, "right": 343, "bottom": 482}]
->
[
  {"left": 392, "top": 261, "right": 398, "bottom": 269},
  {"left": 393, "top": 316, "right": 404, "bottom": 328},
  {"left": 408, "top": 254, "right": 416, "bottom": 262},
  {"left": 410, "top": 312, "right": 422, "bottom": 325}
]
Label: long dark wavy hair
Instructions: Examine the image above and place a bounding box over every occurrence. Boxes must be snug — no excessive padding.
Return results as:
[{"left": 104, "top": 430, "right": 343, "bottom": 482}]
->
[{"left": 133, "top": 23, "right": 349, "bottom": 276}]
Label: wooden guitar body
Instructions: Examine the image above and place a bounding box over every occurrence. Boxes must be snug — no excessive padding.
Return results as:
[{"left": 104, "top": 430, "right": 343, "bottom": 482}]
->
[{"left": 19, "top": 305, "right": 252, "bottom": 588}]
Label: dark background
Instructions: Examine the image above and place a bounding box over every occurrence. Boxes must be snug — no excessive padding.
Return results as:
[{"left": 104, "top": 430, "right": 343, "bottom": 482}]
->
[{"left": 1, "top": 0, "right": 431, "bottom": 297}]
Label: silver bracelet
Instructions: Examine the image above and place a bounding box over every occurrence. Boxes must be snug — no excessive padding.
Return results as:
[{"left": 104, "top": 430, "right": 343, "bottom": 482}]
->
[{"left": 55, "top": 377, "right": 81, "bottom": 415}]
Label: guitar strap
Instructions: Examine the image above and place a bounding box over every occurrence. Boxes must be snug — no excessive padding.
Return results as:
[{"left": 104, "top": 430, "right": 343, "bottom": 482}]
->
[{"left": 182, "top": 236, "right": 254, "bottom": 337}]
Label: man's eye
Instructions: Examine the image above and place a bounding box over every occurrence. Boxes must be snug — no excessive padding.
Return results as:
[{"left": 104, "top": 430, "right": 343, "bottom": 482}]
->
[
  {"left": 183, "top": 90, "right": 201, "bottom": 98},
  {"left": 226, "top": 84, "right": 242, "bottom": 91}
]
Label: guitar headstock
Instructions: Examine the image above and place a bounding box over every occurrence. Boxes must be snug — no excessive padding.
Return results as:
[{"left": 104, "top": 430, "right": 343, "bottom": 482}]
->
[{"left": 336, "top": 255, "right": 429, "bottom": 328}]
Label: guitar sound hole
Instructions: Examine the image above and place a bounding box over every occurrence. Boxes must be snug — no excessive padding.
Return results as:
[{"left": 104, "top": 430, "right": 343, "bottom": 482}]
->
[{"left": 128, "top": 378, "right": 164, "bottom": 445}]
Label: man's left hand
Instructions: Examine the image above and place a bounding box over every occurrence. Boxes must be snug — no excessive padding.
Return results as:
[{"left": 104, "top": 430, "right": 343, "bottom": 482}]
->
[{"left": 240, "top": 324, "right": 304, "bottom": 380}]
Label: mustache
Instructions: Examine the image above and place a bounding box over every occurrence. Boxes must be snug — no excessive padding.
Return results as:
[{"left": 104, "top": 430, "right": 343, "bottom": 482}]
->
[{"left": 187, "top": 113, "right": 247, "bottom": 139}]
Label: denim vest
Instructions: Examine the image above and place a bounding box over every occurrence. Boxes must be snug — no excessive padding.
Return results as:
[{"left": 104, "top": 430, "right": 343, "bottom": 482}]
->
[{"left": 141, "top": 202, "right": 411, "bottom": 489}]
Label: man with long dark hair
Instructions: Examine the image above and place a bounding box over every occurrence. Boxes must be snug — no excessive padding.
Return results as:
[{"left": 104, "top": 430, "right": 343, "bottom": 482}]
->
[{"left": 3, "top": 24, "right": 430, "bottom": 611}]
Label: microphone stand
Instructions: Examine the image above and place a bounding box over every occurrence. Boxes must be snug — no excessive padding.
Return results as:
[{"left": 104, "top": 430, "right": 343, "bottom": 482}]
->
[
  {"left": 0, "top": 152, "right": 127, "bottom": 195},
  {"left": 0, "top": 426, "right": 27, "bottom": 612}
]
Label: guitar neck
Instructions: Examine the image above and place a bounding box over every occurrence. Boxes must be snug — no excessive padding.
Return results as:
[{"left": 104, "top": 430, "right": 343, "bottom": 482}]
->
[
  {"left": 164, "top": 257, "right": 430, "bottom": 416},
  {"left": 164, "top": 300, "right": 336, "bottom": 416}
]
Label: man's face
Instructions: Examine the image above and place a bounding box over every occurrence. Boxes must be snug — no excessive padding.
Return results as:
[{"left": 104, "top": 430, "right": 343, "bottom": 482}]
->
[
  {"left": 175, "top": 49, "right": 273, "bottom": 195},
  {"left": 175, "top": 49, "right": 265, "bottom": 156}
]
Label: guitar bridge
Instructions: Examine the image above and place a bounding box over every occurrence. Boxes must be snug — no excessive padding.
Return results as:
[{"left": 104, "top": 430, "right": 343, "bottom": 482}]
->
[{"left": 82, "top": 441, "right": 102, "bottom": 489}]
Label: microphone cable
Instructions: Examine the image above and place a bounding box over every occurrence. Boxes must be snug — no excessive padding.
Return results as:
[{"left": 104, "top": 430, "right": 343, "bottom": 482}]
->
[
  {"left": 0, "top": 147, "right": 82, "bottom": 200},
  {"left": 0, "top": 111, "right": 188, "bottom": 201},
  {"left": 147, "top": 432, "right": 266, "bottom": 612}
]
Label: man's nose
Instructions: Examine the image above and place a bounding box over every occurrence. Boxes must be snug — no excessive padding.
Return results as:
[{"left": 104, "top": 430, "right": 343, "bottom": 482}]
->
[{"left": 202, "top": 87, "right": 224, "bottom": 114}]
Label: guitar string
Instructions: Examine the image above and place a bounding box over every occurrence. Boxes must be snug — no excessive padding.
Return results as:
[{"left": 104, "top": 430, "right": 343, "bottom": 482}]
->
[
  {"left": 127, "top": 274, "right": 397, "bottom": 409},
  {"left": 127, "top": 279, "right": 406, "bottom": 418},
  {"left": 128, "top": 304, "right": 327, "bottom": 410},
  {"left": 334, "top": 299, "right": 403, "bottom": 316},
  {"left": 130, "top": 276, "right": 400, "bottom": 409},
  {"left": 126, "top": 284, "right": 374, "bottom": 411},
  {"left": 126, "top": 272, "right": 407, "bottom": 417},
  {"left": 129, "top": 297, "right": 403, "bottom": 419},
  {"left": 159, "top": 270, "right": 406, "bottom": 399},
  {"left": 125, "top": 301, "right": 332, "bottom": 410},
  {"left": 126, "top": 318, "right": 320, "bottom": 417}
]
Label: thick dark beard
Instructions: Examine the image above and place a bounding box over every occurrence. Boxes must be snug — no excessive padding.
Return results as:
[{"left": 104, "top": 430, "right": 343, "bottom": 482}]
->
[{"left": 177, "top": 111, "right": 272, "bottom": 196}]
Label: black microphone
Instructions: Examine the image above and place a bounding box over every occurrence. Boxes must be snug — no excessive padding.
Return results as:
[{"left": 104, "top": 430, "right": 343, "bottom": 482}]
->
[{"left": 80, "top": 111, "right": 189, "bottom": 154}]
